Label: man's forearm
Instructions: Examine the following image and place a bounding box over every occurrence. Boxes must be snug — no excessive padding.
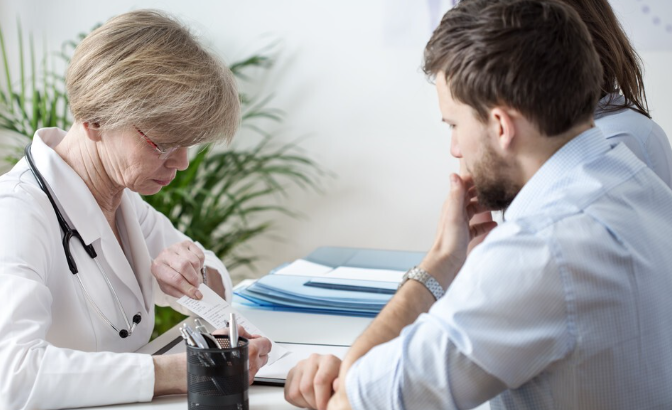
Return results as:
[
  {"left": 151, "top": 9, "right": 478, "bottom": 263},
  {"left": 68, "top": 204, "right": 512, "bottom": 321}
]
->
[{"left": 339, "top": 280, "right": 437, "bottom": 382}]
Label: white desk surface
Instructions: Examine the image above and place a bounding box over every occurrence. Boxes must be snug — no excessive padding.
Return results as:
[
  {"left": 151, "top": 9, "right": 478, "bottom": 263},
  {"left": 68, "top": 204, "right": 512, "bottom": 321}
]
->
[
  {"left": 74, "top": 283, "right": 489, "bottom": 410},
  {"left": 75, "top": 292, "right": 373, "bottom": 410}
]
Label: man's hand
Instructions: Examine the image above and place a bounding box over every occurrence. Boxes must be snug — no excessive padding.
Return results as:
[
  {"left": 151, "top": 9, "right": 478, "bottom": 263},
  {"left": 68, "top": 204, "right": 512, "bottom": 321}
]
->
[
  {"left": 468, "top": 211, "right": 495, "bottom": 254},
  {"left": 152, "top": 240, "right": 205, "bottom": 300},
  {"left": 421, "top": 174, "right": 497, "bottom": 288},
  {"left": 213, "top": 325, "right": 272, "bottom": 384},
  {"left": 458, "top": 159, "right": 497, "bottom": 257},
  {"left": 327, "top": 388, "right": 352, "bottom": 410},
  {"left": 285, "top": 354, "right": 342, "bottom": 410}
]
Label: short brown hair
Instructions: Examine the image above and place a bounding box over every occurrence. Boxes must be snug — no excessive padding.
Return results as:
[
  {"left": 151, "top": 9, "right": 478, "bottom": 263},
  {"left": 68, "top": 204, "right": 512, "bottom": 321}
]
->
[
  {"left": 558, "top": 0, "right": 650, "bottom": 118},
  {"left": 66, "top": 9, "right": 240, "bottom": 146},
  {"left": 424, "top": 0, "right": 603, "bottom": 136}
]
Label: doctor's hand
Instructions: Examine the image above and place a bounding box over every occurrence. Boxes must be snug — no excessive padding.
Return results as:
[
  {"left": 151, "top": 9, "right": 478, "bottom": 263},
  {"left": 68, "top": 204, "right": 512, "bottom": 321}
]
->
[
  {"left": 152, "top": 240, "right": 205, "bottom": 300},
  {"left": 285, "top": 354, "right": 342, "bottom": 410},
  {"left": 213, "top": 325, "right": 272, "bottom": 385},
  {"left": 420, "top": 174, "right": 497, "bottom": 289}
]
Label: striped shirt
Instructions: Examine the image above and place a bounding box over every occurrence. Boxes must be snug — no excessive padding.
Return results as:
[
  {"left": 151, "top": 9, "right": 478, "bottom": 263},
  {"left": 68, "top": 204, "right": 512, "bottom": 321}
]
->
[{"left": 346, "top": 127, "right": 672, "bottom": 409}]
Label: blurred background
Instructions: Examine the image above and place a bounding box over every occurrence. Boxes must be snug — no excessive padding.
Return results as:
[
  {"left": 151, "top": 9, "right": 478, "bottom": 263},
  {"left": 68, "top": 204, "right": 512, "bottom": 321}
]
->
[{"left": 1, "top": 0, "right": 670, "bottom": 334}]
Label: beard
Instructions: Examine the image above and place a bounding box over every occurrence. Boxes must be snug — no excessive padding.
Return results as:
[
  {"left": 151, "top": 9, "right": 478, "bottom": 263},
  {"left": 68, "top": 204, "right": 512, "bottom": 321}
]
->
[{"left": 471, "top": 142, "right": 522, "bottom": 211}]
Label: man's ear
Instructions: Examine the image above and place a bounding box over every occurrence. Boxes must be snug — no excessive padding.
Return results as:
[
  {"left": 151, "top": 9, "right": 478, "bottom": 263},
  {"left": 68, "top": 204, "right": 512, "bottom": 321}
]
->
[
  {"left": 489, "top": 108, "right": 515, "bottom": 152},
  {"left": 82, "top": 122, "right": 102, "bottom": 142}
]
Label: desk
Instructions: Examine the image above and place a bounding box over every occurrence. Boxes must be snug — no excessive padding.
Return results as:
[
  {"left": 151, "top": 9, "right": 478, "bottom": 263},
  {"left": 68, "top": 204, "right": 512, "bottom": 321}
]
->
[
  {"left": 75, "top": 289, "right": 373, "bottom": 410},
  {"left": 75, "top": 247, "right": 490, "bottom": 410}
]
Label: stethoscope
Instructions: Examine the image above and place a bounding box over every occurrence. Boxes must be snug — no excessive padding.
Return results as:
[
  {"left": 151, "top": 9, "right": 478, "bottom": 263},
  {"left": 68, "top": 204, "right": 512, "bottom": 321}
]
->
[{"left": 25, "top": 144, "right": 141, "bottom": 338}]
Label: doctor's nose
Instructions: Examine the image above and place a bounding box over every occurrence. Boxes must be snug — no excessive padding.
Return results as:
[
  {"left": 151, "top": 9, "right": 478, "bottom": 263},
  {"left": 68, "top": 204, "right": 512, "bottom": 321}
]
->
[{"left": 165, "top": 147, "right": 189, "bottom": 171}]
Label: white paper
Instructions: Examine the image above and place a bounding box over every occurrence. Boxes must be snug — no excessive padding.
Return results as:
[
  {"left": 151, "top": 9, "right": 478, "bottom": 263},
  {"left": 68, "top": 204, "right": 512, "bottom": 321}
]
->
[
  {"left": 273, "top": 259, "right": 334, "bottom": 277},
  {"left": 255, "top": 343, "right": 350, "bottom": 380},
  {"left": 177, "top": 284, "right": 289, "bottom": 365},
  {"left": 274, "top": 260, "right": 404, "bottom": 283},
  {"left": 325, "top": 267, "right": 405, "bottom": 283}
]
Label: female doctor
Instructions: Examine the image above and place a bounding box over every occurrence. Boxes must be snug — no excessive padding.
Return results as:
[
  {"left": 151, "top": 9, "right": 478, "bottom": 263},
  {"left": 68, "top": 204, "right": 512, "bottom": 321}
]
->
[{"left": 0, "top": 10, "right": 271, "bottom": 410}]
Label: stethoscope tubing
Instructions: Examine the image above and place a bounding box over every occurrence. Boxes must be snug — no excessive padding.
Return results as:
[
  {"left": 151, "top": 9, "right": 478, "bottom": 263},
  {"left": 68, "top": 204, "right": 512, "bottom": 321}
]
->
[{"left": 24, "top": 143, "right": 141, "bottom": 338}]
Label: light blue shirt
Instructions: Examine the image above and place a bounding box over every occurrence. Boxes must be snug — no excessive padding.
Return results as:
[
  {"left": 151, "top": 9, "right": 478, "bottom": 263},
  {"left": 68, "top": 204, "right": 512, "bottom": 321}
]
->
[
  {"left": 346, "top": 127, "right": 672, "bottom": 409},
  {"left": 595, "top": 94, "right": 672, "bottom": 188}
]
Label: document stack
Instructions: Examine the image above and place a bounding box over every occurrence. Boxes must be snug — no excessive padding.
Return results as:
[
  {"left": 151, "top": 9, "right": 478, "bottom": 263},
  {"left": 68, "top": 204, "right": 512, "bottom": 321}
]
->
[{"left": 235, "top": 257, "right": 410, "bottom": 317}]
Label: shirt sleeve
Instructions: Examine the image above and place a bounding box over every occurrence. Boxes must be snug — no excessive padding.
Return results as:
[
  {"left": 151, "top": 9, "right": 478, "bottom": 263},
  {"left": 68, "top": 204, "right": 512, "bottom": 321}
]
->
[
  {"left": 128, "top": 191, "right": 233, "bottom": 312},
  {"left": 597, "top": 111, "right": 672, "bottom": 188},
  {"left": 0, "top": 184, "right": 154, "bottom": 410},
  {"left": 644, "top": 122, "right": 672, "bottom": 188},
  {"left": 346, "top": 317, "right": 507, "bottom": 410},
  {"left": 345, "top": 223, "right": 574, "bottom": 409}
]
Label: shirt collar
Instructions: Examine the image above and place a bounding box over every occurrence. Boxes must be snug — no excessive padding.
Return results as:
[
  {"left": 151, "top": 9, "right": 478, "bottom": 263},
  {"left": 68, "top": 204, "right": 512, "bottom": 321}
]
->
[
  {"left": 594, "top": 93, "right": 626, "bottom": 120},
  {"left": 504, "top": 127, "right": 610, "bottom": 221},
  {"left": 30, "top": 128, "right": 108, "bottom": 245}
]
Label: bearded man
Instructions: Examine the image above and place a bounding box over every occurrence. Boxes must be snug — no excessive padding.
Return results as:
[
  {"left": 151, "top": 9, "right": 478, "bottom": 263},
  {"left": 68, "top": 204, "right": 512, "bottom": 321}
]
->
[{"left": 284, "top": 1, "right": 672, "bottom": 409}]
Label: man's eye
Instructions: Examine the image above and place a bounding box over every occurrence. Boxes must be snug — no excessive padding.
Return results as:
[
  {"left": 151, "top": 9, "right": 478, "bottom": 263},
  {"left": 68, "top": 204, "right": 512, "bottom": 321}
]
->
[{"left": 448, "top": 124, "right": 456, "bottom": 130}]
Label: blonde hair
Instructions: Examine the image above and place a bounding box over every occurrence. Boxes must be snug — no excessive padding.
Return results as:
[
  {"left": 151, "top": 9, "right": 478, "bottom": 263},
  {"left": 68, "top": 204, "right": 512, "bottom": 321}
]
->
[{"left": 66, "top": 9, "right": 240, "bottom": 146}]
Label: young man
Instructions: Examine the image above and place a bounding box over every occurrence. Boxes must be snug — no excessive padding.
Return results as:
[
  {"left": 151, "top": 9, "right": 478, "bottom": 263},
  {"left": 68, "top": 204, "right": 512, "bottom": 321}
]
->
[{"left": 285, "top": 0, "right": 672, "bottom": 409}]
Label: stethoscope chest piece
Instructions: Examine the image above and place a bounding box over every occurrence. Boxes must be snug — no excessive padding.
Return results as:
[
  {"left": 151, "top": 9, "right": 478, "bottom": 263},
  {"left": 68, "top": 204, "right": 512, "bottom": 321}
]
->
[{"left": 119, "top": 314, "right": 142, "bottom": 338}]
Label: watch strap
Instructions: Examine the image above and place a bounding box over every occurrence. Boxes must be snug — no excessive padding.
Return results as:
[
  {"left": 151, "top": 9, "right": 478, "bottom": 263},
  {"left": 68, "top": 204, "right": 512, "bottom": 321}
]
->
[{"left": 399, "top": 266, "right": 445, "bottom": 301}]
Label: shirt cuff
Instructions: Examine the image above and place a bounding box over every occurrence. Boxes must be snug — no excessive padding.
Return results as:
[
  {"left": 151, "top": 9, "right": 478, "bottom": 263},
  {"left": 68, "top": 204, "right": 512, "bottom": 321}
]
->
[{"left": 345, "top": 357, "right": 368, "bottom": 410}]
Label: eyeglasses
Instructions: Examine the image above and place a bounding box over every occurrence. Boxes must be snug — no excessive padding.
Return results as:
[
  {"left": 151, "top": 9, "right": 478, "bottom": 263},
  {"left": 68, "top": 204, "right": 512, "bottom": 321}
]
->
[{"left": 134, "top": 126, "right": 179, "bottom": 160}]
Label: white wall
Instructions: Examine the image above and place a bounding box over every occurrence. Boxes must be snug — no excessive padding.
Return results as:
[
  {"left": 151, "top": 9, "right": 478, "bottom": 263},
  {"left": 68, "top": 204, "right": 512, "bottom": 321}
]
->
[{"left": 1, "top": 0, "right": 670, "bottom": 282}]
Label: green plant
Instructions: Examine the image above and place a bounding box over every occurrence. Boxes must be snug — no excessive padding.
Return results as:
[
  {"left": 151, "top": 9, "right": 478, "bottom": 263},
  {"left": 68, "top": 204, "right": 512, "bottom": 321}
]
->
[
  {"left": 0, "top": 22, "right": 328, "bottom": 339},
  {"left": 0, "top": 20, "right": 71, "bottom": 162}
]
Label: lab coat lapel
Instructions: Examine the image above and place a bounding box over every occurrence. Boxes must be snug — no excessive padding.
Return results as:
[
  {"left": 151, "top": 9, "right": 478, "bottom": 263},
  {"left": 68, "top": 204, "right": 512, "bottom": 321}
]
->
[
  {"left": 117, "top": 191, "right": 154, "bottom": 312},
  {"left": 98, "top": 223, "right": 147, "bottom": 314}
]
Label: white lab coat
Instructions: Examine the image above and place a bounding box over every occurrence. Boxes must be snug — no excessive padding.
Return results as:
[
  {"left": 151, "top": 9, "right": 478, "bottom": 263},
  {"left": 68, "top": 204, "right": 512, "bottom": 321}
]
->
[{"left": 0, "top": 128, "right": 233, "bottom": 409}]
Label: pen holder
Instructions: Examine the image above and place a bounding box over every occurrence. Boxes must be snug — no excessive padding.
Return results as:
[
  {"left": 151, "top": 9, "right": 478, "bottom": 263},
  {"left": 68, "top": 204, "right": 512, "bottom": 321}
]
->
[{"left": 187, "top": 335, "right": 249, "bottom": 410}]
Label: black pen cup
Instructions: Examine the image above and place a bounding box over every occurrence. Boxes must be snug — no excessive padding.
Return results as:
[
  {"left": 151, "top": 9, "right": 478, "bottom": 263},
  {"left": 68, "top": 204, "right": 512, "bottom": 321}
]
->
[{"left": 187, "top": 335, "right": 249, "bottom": 410}]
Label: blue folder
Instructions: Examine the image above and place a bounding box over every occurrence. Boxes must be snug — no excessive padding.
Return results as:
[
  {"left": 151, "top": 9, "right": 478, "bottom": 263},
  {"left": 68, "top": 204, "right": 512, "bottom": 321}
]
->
[{"left": 234, "top": 246, "right": 424, "bottom": 317}]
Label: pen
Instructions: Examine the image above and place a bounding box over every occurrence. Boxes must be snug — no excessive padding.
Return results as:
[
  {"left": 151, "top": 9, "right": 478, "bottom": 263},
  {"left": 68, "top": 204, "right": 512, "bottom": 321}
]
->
[
  {"left": 229, "top": 313, "right": 238, "bottom": 348},
  {"left": 184, "top": 324, "right": 209, "bottom": 350},
  {"left": 180, "top": 327, "right": 196, "bottom": 346},
  {"left": 194, "top": 318, "right": 207, "bottom": 333},
  {"left": 303, "top": 280, "right": 396, "bottom": 295},
  {"left": 194, "top": 318, "right": 220, "bottom": 349},
  {"left": 182, "top": 325, "right": 227, "bottom": 394}
]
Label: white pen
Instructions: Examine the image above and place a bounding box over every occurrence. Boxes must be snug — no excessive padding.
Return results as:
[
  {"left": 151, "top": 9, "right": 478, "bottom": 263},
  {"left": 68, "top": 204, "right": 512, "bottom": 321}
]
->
[
  {"left": 180, "top": 327, "right": 196, "bottom": 347},
  {"left": 229, "top": 312, "right": 238, "bottom": 348}
]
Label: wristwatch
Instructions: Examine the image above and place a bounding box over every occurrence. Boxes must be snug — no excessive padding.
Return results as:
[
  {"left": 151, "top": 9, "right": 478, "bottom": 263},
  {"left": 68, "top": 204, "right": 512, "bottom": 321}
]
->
[{"left": 399, "top": 266, "right": 445, "bottom": 301}]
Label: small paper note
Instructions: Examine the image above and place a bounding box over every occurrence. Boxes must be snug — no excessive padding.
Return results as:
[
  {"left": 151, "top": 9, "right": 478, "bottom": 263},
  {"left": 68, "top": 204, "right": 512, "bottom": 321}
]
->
[{"left": 177, "top": 284, "right": 289, "bottom": 365}]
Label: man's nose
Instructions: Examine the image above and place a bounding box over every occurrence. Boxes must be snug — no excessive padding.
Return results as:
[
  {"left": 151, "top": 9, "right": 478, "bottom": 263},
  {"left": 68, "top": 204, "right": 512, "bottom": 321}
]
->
[{"left": 451, "top": 136, "right": 462, "bottom": 158}]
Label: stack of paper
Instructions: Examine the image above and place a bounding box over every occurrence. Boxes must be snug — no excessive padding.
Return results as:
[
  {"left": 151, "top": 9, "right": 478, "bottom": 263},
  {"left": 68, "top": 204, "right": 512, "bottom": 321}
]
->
[{"left": 234, "top": 260, "right": 404, "bottom": 317}]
